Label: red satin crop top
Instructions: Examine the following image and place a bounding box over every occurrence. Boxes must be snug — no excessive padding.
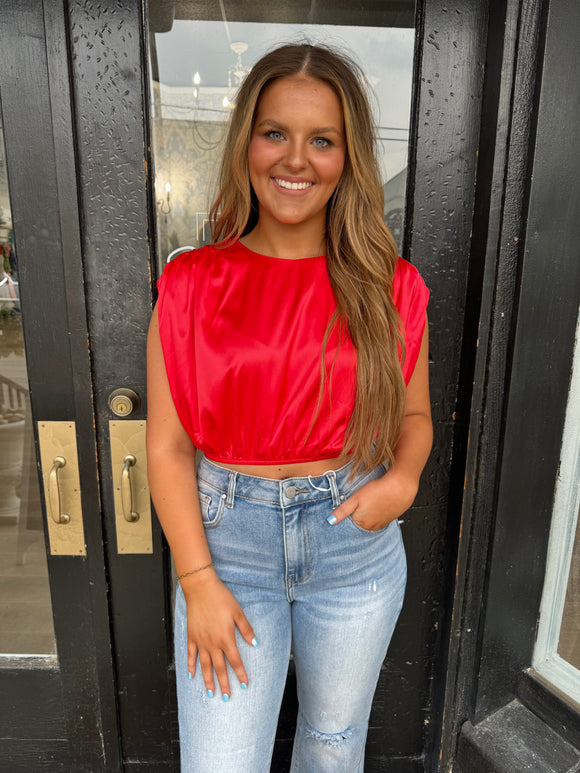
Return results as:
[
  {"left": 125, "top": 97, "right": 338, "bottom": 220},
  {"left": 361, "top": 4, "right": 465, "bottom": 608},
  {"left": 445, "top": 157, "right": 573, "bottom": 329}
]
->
[{"left": 157, "top": 240, "right": 429, "bottom": 464}]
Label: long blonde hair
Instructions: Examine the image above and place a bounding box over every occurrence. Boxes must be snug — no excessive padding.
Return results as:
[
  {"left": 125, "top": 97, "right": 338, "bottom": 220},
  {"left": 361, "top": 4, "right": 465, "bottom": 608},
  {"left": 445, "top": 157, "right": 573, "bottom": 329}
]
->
[{"left": 210, "top": 44, "right": 406, "bottom": 472}]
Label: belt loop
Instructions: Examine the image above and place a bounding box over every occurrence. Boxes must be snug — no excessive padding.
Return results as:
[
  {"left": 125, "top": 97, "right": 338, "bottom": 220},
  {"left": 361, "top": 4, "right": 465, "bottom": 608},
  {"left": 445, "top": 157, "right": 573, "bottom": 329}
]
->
[
  {"left": 226, "top": 471, "right": 238, "bottom": 508},
  {"left": 326, "top": 470, "right": 341, "bottom": 508}
]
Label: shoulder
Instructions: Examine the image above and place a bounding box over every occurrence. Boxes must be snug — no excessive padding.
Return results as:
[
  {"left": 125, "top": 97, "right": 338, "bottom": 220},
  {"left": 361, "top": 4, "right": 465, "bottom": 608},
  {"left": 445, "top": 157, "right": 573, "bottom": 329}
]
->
[
  {"left": 392, "top": 257, "right": 430, "bottom": 313},
  {"left": 158, "top": 244, "right": 214, "bottom": 280},
  {"left": 392, "top": 256, "right": 428, "bottom": 294},
  {"left": 157, "top": 244, "right": 228, "bottom": 297}
]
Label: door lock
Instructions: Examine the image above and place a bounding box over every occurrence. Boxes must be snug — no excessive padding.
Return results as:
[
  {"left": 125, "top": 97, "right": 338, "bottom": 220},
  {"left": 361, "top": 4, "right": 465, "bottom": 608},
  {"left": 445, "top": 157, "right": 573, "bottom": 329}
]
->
[{"left": 108, "top": 388, "right": 141, "bottom": 417}]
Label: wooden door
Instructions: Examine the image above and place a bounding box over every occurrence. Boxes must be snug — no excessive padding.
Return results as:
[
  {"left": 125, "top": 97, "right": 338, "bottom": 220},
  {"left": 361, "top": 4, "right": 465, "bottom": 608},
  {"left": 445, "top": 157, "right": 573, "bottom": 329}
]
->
[{"left": 0, "top": 2, "right": 121, "bottom": 770}]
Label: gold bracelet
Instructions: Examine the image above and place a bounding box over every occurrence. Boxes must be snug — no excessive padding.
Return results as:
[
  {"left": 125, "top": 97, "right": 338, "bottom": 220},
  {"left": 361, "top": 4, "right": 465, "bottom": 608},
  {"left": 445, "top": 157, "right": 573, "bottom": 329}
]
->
[{"left": 176, "top": 562, "right": 214, "bottom": 581}]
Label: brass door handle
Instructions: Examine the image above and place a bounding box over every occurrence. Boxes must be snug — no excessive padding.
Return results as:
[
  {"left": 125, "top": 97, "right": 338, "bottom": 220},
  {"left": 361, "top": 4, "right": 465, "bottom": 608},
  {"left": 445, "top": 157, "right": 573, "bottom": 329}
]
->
[
  {"left": 110, "top": 420, "right": 151, "bottom": 553},
  {"left": 121, "top": 454, "right": 140, "bottom": 523},
  {"left": 49, "top": 456, "right": 71, "bottom": 525}
]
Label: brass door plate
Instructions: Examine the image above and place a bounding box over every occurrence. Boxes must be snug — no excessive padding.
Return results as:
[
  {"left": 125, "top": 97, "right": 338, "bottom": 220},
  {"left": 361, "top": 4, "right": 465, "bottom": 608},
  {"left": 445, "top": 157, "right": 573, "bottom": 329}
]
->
[
  {"left": 110, "top": 420, "right": 152, "bottom": 554},
  {"left": 38, "top": 421, "right": 86, "bottom": 556}
]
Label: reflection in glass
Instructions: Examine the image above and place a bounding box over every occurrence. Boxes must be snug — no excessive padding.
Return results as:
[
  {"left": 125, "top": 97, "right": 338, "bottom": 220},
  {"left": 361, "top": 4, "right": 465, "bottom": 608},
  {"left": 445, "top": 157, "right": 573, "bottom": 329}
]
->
[
  {"left": 559, "top": 506, "right": 580, "bottom": 669},
  {"left": 533, "top": 313, "right": 580, "bottom": 704},
  {"left": 0, "top": 110, "right": 56, "bottom": 656},
  {"left": 149, "top": 18, "right": 415, "bottom": 273}
]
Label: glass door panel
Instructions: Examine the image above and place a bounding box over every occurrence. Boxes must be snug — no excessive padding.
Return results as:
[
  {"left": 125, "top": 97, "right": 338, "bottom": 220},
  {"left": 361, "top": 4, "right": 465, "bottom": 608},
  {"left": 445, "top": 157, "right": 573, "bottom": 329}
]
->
[
  {"left": 146, "top": 4, "right": 417, "bottom": 768},
  {"left": 147, "top": 2, "right": 416, "bottom": 619},
  {"left": 149, "top": 14, "right": 415, "bottom": 275},
  {"left": 0, "top": 112, "right": 56, "bottom": 657}
]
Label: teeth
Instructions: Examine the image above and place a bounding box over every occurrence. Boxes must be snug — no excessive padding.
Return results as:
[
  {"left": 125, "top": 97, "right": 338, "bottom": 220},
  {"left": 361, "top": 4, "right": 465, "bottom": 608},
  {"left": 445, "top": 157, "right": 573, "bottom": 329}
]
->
[{"left": 275, "top": 178, "right": 313, "bottom": 190}]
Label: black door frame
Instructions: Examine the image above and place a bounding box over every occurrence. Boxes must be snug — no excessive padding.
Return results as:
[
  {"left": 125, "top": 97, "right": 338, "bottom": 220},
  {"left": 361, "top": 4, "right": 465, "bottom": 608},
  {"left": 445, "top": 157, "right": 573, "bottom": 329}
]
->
[{"left": 442, "top": 0, "right": 580, "bottom": 768}]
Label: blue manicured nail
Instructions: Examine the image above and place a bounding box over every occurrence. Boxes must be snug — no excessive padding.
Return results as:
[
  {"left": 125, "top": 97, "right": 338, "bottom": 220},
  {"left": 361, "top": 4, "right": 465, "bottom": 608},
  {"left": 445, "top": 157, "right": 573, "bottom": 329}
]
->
[
  {"left": 251, "top": 637, "right": 259, "bottom": 648},
  {"left": 188, "top": 672, "right": 192, "bottom": 680},
  {"left": 222, "top": 693, "right": 230, "bottom": 702},
  {"left": 206, "top": 689, "right": 214, "bottom": 698},
  {"left": 240, "top": 682, "right": 248, "bottom": 690},
  {"left": 327, "top": 514, "right": 337, "bottom": 525}
]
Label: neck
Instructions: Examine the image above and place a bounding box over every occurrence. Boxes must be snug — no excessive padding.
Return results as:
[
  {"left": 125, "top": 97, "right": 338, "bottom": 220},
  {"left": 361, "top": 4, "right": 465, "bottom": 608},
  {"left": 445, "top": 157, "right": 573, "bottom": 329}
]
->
[{"left": 241, "top": 218, "right": 326, "bottom": 260}]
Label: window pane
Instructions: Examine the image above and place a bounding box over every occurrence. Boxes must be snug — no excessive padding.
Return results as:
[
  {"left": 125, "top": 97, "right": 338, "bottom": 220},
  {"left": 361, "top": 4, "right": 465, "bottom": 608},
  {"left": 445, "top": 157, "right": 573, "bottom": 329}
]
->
[
  {"left": 0, "top": 108, "right": 56, "bottom": 656},
  {"left": 148, "top": 12, "right": 416, "bottom": 274},
  {"left": 558, "top": 504, "right": 580, "bottom": 669},
  {"left": 533, "top": 312, "right": 580, "bottom": 703}
]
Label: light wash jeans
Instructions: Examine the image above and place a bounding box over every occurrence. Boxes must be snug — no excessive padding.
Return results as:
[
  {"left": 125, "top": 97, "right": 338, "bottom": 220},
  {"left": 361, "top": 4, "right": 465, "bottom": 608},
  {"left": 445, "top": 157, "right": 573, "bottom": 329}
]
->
[{"left": 174, "top": 456, "right": 407, "bottom": 772}]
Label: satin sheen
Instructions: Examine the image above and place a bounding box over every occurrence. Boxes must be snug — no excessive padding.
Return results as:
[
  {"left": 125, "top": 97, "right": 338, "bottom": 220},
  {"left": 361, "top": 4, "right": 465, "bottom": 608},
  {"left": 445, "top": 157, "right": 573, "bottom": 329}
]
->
[{"left": 157, "top": 241, "right": 429, "bottom": 464}]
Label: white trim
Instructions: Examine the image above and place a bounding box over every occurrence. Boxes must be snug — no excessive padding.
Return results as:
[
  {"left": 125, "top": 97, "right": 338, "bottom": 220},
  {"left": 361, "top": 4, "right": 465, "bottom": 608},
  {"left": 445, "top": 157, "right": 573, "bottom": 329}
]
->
[
  {"left": 532, "top": 655, "right": 580, "bottom": 708},
  {"left": 533, "top": 309, "right": 580, "bottom": 701}
]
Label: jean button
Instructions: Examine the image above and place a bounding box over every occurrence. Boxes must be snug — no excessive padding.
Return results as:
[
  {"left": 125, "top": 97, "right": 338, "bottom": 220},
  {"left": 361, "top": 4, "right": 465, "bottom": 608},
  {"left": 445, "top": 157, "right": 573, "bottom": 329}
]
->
[{"left": 285, "top": 485, "right": 297, "bottom": 498}]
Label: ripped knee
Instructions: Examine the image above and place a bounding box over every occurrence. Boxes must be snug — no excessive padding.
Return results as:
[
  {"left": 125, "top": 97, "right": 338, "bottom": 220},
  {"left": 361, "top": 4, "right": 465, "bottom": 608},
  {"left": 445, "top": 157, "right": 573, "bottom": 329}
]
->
[{"left": 305, "top": 723, "right": 353, "bottom": 747}]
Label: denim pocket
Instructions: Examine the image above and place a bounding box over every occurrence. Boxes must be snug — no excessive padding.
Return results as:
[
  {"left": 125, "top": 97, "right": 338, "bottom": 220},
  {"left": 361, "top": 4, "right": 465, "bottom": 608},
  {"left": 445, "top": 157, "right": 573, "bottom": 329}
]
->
[
  {"left": 342, "top": 462, "right": 390, "bottom": 535},
  {"left": 346, "top": 514, "right": 393, "bottom": 536},
  {"left": 197, "top": 489, "right": 226, "bottom": 529},
  {"left": 343, "top": 462, "right": 388, "bottom": 497}
]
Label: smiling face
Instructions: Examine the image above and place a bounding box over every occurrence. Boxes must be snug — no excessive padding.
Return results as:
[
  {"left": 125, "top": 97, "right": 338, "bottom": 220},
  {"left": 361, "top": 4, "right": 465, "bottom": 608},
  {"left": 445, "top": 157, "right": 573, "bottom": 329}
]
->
[{"left": 247, "top": 75, "right": 346, "bottom": 243}]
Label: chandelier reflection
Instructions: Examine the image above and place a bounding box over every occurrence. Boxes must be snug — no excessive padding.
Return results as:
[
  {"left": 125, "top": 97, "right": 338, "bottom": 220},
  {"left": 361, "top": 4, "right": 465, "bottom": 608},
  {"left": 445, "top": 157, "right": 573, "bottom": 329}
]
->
[
  {"left": 224, "top": 42, "right": 249, "bottom": 107},
  {"left": 189, "top": 41, "right": 250, "bottom": 150}
]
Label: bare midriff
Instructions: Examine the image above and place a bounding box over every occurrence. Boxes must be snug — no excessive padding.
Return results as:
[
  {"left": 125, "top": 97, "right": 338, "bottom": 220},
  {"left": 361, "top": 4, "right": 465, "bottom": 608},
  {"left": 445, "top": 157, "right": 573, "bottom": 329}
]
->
[{"left": 206, "top": 454, "right": 351, "bottom": 480}]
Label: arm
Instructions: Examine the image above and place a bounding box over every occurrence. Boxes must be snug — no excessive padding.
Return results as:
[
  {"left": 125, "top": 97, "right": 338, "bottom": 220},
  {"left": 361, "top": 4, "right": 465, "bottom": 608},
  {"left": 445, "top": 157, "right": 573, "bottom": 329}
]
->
[
  {"left": 146, "top": 304, "right": 256, "bottom": 697},
  {"left": 329, "top": 317, "right": 433, "bottom": 529}
]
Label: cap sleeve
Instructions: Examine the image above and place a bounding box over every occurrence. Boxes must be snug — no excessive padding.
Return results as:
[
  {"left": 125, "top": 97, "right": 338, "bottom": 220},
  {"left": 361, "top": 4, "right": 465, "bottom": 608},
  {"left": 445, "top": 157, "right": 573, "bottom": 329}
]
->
[
  {"left": 156, "top": 250, "right": 199, "bottom": 442},
  {"left": 392, "top": 258, "right": 430, "bottom": 385}
]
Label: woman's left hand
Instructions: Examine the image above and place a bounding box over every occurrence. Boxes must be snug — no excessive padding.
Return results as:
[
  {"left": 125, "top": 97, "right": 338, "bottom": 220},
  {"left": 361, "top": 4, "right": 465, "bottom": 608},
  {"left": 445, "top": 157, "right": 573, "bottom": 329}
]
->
[
  {"left": 329, "top": 319, "right": 432, "bottom": 531},
  {"left": 327, "top": 467, "right": 419, "bottom": 531}
]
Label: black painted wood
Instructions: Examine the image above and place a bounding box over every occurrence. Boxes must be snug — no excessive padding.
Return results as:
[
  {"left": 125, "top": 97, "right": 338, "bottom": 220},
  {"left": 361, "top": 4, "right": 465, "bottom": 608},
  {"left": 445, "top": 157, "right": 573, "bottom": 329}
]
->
[
  {"left": 518, "top": 670, "right": 580, "bottom": 753},
  {"left": 456, "top": 701, "right": 580, "bottom": 773},
  {"left": 123, "top": 763, "right": 180, "bottom": 772},
  {"left": 404, "top": 0, "right": 492, "bottom": 767},
  {"left": 66, "top": 0, "right": 176, "bottom": 766},
  {"left": 437, "top": 0, "right": 524, "bottom": 764},
  {"left": 0, "top": 1, "right": 120, "bottom": 770},
  {"left": 0, "top": 740, "right": 69, "bottom": 773},
  {"left": 0, "top": 663, "right": 64, "bottom": 738},
  {"left": 43, "top": 1, "right": 124, "bottom": 766},
  {"left": 149, "top": 0, "right": 416, "bottom": 29}
]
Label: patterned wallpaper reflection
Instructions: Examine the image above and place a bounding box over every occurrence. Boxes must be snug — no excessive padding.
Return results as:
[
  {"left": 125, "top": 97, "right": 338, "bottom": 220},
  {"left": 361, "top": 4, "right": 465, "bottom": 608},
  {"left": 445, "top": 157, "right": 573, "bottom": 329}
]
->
[{"left": 152, "top": 83, "right": 228, "bottom": 266}]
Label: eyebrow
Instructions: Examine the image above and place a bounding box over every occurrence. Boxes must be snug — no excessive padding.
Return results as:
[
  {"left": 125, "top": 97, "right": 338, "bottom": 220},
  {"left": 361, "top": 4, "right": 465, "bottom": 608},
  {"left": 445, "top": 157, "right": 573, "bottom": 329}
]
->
[{"left": 255, "top": 119, "right": 343, "bottom": 136}]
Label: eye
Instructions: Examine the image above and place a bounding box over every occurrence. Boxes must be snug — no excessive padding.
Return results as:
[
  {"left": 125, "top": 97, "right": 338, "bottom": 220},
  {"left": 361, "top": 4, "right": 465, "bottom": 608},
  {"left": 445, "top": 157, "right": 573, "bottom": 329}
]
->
[
  {"left": 313, "top": 137, "right": 331, "bottom": 149},
  {"left": 266, "top": 130, "right": 284, "bottom": 141}
]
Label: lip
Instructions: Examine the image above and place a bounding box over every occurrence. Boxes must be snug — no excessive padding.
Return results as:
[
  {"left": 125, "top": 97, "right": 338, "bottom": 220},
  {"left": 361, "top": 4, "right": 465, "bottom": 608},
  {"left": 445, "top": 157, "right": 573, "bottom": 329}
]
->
[{"left": 272, "top": 176, "right": 315, "bottom": 194}]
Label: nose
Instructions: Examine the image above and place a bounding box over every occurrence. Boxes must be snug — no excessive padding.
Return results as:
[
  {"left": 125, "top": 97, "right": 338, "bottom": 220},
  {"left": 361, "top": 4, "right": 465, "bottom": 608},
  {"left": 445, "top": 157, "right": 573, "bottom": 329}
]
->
[{"left": 283, "top": 140, "right": 308, "bottom": 171}]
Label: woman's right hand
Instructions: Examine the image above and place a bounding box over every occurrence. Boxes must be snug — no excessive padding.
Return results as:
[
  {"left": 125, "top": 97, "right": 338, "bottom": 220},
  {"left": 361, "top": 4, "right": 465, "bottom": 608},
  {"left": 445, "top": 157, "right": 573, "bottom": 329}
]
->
[{"left": 181, "top": 570, "right": 257, "bottom": 699}]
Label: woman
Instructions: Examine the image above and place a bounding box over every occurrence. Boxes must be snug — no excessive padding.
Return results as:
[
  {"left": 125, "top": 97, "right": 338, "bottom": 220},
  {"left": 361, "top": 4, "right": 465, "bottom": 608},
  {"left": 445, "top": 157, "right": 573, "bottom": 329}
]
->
[{"left": 147, "top": 43, "right": 432, "bottom": 772}]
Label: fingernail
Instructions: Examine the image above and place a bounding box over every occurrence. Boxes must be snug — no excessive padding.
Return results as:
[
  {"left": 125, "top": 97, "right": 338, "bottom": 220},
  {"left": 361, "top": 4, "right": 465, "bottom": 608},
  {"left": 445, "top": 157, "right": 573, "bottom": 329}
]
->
[
  {"left": 327, "top": 514, "right": 337, "bottom": 525},
  {"left": 206, "top": 689, "right": 214, "bottom": 698},
  {"left": 222, "top": 693, "right": 230, "bottom": 702},
  {"left": 252, "top": 637, "right": 259, "bottom": 647},
  {"left": 240, "top": 682, "right": 248, "bottom": 690},
  {"left": 188, "top": 672, "right": 192, "bottom": 680}
]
